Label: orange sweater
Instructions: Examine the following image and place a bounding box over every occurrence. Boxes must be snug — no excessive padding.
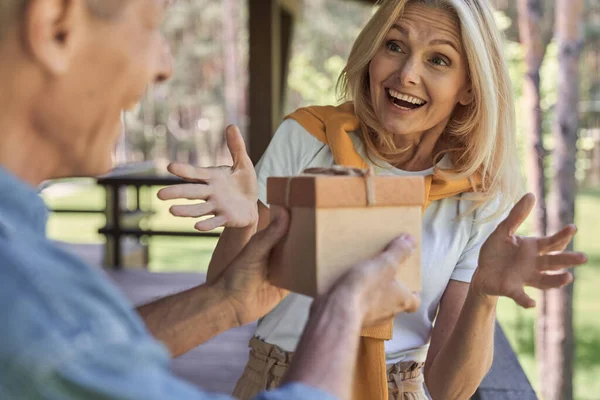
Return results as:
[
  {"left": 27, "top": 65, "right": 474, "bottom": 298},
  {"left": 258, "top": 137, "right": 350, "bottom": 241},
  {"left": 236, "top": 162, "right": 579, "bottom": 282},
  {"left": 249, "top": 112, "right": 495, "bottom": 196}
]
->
[{"left": 285, "top": 102, "right": 478, "bottom": 400}]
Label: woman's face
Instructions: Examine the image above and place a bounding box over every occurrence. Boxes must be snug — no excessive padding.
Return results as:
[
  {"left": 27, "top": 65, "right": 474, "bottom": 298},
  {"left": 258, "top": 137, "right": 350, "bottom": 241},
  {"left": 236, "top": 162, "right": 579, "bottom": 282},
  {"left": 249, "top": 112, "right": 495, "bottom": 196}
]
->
[{"left": 368, "top": 4, "right": 472, "bottom": 141}]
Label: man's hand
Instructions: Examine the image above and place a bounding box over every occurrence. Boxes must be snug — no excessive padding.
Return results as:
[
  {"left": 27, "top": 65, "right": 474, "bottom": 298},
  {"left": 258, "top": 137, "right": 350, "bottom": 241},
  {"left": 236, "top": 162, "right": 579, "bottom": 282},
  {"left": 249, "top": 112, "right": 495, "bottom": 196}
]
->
[
  {"left": 158, "top": 125, "right": 258, "bottom": 231},
  {"left": 213, "top": 205, "right": 421, "bottom": 329},
  {"left": 329, "top": 235, "right": 421, "bottom": 327},
  {"left": 136, "top": 205, "right": 288, "bottom": 357},
  {"left": 285, "top": 234, "right": 421, "bottom": 400},
  {"left": 472, "top": 193, "right": 588, "bottom": 308},
  {"left": 215, "top": 206, "right": 291, "bottom": 326}
]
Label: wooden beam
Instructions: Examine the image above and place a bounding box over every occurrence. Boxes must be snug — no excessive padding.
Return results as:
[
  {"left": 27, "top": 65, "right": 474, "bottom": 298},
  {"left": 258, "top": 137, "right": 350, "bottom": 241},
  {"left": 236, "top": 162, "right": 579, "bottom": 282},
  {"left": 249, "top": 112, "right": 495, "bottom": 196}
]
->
[
  {"left": 248, "top": 0, "right": 281, "bottom": 164},
  {"left": 278, "top": 0, "right": 301, "bottom": 16},
  {"left": 248, "top": 0, "right": 296, "bottom": 164},
  {"left": 280, "top": 8, "right": 295, "bottom": 108}
]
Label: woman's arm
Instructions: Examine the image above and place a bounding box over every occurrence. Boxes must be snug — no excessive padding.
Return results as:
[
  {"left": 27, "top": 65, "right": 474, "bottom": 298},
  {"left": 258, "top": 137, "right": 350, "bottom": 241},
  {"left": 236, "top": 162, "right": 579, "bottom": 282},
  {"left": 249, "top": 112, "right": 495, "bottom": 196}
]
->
[
  {"left": 206, "top": 201, "right": 270, "bottom": 283},
  {"left": 424, "top": 281, "right": 496, "bottom": 400},
  {"left": 161, "top": 120, "right": 311, "bottom": 284},
  {"left": 206, "top": 224, "right": 256, "bottom": 283},
  {"left": 138, "top": 209, "right": 290, "bottom": 357},
  {"left": 424, "top": 194, "right": 586, "bottom": 400},
  {"left": 157, "top": 125, "right": 261, "bottom": 284}
]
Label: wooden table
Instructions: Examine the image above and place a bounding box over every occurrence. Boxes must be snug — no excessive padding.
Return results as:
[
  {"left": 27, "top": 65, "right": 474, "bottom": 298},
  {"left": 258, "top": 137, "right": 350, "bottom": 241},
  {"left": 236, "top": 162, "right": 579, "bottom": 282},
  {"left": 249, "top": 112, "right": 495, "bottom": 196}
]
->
[{"left": 50, "top": 162, "right": 221, "bottom": 268}]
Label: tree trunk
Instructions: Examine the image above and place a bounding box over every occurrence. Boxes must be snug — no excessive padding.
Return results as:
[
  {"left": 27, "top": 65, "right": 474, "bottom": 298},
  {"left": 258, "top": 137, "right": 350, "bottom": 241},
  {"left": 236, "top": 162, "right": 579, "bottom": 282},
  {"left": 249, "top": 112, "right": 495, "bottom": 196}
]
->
[
  {"left": 585, "top": 37, "right": 600, "bottom": 187},
  {"left": 545, "top": 0, "right": 584, "bottom": 398},
  {"left": 516, "top": 0, "right": 552, "bottom": 388}
]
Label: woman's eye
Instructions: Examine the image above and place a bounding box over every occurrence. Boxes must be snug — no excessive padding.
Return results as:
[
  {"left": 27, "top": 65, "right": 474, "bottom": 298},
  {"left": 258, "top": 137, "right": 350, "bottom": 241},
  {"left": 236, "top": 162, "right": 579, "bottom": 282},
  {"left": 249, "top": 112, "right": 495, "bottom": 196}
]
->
[
  {"left": 431, "top": 56, "right": 450, "bottom": 67},
  {"left": 386, "top": 41, "right": 403, "bottom": 53}
]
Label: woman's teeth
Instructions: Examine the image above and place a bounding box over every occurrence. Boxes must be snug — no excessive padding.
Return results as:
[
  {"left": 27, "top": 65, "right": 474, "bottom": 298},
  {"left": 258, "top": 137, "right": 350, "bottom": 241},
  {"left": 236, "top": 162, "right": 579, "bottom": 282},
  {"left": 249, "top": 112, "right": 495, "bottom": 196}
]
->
[{"left": 387, "top": 88, "right": 426, "bottom": 110}]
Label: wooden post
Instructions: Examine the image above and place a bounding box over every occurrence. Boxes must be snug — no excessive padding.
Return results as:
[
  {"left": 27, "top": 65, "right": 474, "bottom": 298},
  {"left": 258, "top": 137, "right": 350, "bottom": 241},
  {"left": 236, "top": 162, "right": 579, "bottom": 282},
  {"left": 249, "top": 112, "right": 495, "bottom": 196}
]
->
[
  {"left": 247, "top": 0, "right": 297, "bottom": 165},
  {"left": 104, "top": 184, "right": 122, "bottom": 269},
  {"left": 279, "top": 8, "right": 294, "bottom": 109},
  {"left": 248, "top": 0, "right": 280, "bottom": 165}
]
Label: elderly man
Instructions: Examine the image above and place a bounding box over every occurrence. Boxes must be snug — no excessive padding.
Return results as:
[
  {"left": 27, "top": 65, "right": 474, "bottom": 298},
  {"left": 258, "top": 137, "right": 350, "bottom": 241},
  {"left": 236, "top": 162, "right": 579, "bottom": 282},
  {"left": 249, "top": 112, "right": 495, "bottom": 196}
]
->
[{"left": 0, "top": 1, "right": 420, "bottom": 399}]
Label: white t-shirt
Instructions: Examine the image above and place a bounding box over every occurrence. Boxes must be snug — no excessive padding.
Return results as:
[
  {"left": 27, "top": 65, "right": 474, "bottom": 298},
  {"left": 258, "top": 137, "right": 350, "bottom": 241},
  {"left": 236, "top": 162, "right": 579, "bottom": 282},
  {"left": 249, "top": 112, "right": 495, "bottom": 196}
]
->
[{"left": 254, "top": 119, "right": 504, "bottom": 364}]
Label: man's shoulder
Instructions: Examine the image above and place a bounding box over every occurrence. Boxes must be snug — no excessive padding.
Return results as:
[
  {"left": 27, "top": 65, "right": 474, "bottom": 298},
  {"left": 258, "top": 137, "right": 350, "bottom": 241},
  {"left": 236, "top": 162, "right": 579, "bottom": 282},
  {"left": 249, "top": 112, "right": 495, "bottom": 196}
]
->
[
  {"left": 0, "top": 238, "right": 71, "bottom": 391},
  {"left": 0, "top": 234, "right": 55, "bottom": 301},
  {"left": 0, "top": 234, "right": 94, "bottom": 311},
  {"left": 0, "top": 235, "right": 171, "bottom": 397},
  {"left": 0, "top": 236, "right": 154, "bottom": 374},
  {"left": 0, "top": 233, "right": 146, "bottom": 331}
]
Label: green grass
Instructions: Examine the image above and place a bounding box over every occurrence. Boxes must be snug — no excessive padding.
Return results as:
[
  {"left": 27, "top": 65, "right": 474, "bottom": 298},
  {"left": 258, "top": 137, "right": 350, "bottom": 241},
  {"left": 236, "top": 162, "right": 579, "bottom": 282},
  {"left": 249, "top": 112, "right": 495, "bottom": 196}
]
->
[
  {"left": 496, "top": 189, "right": 600, "bottom": 400},
  {"left": 43, "top": 182, "right": 218, "bottom": 272},
  {"left": 44, "top": 182, "right": 600, "bottom": 399}
]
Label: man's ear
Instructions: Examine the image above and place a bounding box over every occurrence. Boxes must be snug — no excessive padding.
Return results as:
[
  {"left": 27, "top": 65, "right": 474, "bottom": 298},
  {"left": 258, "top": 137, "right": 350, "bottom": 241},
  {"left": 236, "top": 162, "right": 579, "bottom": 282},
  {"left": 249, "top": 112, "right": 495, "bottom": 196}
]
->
[{"left": 23, "top": 0, "right": 85, "bottom": 75}]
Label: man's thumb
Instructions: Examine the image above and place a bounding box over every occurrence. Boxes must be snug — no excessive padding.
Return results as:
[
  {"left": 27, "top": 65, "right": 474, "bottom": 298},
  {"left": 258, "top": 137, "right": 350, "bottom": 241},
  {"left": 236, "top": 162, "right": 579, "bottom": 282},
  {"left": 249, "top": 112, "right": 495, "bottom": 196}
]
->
[
  {"left": 381, "top": 235, "right": 416, "bottom": 267},
  {"left": 246, "top": 206, "right": 290, "bottom": 257}
]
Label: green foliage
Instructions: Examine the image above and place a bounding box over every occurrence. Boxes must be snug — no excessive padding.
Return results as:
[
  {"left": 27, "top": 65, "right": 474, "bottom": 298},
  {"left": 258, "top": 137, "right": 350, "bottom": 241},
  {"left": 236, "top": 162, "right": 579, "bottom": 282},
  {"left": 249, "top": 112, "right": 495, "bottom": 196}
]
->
[
  {"left": 123, "top": 0, "right": 247, "bottom": 163},
  {"left": 541, "top": 41, "right": 559, "bottom": 140},
  {"left": 287, "top": 54, "right": 346, "bottom": 107},
  {"left": 285, "top": 0, "right": 372, "bottom": 112},
  {"left": 496, "top": 11, "right": 528, "bottom": 171},
  {"left": 43, "top": 185, "right": 218, "bottom": 271},
  {"left": 497, "top": 189, "right": 600, "bottom": 400}
]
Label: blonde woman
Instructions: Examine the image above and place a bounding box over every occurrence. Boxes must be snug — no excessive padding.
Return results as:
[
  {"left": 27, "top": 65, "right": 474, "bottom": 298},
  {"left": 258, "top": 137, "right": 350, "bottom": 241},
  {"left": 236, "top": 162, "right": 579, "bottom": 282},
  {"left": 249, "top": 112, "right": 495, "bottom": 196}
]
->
[{"left": 159, "top": 0, "right": 586, "bottom": 399}]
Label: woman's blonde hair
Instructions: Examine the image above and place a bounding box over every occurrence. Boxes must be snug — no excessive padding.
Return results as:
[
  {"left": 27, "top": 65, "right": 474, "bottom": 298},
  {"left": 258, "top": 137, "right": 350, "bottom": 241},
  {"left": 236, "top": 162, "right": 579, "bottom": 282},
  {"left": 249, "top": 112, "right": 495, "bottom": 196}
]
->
[{"left": 338, "top": 0, "right": 523, "bottom": 215}]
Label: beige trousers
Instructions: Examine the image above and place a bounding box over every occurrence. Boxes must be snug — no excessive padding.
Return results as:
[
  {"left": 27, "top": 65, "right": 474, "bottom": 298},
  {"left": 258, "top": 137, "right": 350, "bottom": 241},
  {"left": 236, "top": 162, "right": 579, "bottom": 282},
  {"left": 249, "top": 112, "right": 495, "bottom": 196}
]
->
[{"left": 232, "top": 337, "right": 428, "bottom": 400}]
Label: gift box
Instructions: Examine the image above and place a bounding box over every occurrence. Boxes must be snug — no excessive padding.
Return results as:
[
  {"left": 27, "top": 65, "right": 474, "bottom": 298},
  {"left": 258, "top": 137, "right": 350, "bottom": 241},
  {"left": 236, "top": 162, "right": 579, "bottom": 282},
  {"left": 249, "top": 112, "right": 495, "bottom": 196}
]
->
[{"left": 266, "top": 167, "right": 424, "bottom": 297}]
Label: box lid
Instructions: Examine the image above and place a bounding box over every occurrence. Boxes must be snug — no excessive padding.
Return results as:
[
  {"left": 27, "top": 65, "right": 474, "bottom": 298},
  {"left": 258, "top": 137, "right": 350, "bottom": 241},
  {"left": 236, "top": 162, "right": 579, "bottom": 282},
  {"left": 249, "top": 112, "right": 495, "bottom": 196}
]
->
[{"left": 267, "top": 174, "right": 425, "bottom": 208}]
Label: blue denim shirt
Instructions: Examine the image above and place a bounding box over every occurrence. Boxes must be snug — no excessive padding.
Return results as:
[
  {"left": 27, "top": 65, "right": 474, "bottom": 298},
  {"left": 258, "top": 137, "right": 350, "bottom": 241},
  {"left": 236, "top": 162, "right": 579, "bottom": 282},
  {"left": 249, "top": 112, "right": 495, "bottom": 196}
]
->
[{"left": 0, "top": 168, "right": 335, "bottom": 400}]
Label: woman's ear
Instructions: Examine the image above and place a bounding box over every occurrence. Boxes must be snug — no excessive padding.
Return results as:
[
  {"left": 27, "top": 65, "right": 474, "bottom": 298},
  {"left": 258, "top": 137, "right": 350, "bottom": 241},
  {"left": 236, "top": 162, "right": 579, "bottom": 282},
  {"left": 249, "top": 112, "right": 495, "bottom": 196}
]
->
[{"left": 458, "top": 86, "right": 474, "bottom": 106}]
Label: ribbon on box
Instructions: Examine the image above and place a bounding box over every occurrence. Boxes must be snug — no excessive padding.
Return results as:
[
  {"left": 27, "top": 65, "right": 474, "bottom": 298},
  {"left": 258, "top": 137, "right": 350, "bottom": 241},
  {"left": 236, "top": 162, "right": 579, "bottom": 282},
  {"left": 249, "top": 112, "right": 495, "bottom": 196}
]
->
[{"left": 284, "top": 165, "right": 376, "bottom": 208}]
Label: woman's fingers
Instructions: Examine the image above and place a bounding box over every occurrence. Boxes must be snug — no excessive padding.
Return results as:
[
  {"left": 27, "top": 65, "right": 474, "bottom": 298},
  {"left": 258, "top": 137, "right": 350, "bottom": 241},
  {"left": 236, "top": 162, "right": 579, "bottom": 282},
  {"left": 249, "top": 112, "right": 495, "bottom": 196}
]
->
[
  {"left": 195, "top": 215, "right": 228, "bottom": 232},
  {"left": 498, "top": 193, "right": 536, "bottom": 236},
  {"left": 158, "top": 183, "right": 212, "bottom": 201},
  {"left": 530, "top": 271, "right": 573, "bottom": 290},
  {"left": 511, "top": 289, "right": 536, "bottom": 309},
  {"left": 536, "top": 251, "right": 588, "bottom": 272},
  {"left": 170, "top": 202, "right": 215, "bottom": 218},
  {"left": 167, "top": 162, "right": 220, "bottom": 182},
  {"left": 537, "top": 224, "right": 577, "bottom": 254}
]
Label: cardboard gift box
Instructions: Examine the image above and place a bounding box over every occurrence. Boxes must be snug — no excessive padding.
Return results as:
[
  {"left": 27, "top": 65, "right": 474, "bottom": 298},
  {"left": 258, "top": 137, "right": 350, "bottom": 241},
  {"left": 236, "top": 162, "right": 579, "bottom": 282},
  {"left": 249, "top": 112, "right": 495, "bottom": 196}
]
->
[{"left": 266, "top": 168, "right": 425, "bottom": 297}]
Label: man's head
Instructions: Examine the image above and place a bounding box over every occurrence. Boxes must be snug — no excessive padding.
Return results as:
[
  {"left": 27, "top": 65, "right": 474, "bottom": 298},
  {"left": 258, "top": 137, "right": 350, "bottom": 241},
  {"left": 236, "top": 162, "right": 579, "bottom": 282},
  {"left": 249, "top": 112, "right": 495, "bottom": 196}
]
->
[{"left": 0, "top": 0, "right": 173, "bottom": 182}]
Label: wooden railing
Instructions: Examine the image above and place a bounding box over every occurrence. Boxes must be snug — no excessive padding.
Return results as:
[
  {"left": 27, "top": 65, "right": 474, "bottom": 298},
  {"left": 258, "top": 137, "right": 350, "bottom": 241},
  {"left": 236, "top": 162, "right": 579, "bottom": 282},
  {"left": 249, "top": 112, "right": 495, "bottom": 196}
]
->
[{"left": 51, "top": 162, "right": 220, "bottom": 268}]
